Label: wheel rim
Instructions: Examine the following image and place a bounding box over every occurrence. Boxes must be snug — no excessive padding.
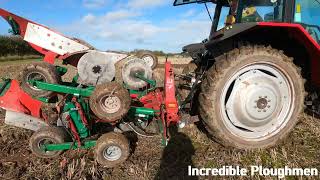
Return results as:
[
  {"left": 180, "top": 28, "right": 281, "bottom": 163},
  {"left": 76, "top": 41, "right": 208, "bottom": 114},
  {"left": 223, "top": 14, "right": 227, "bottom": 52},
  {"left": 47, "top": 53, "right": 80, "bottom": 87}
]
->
[
  {"left": 38, "top": 138, "right": 56, "bottom": 155},
  {"left": 141, "top": 55, "right": 154, "bottom": 67},
  {"left": 100, "top": 95, "right": 121, "bottom": 114},
  {"left": 26, "top": 72, "right": 47, "bottom": 91},
  {"left": 103, "top": 145, "right": 122, "bottom": 161},
  {"left": 220, "top": 62, "right": 295, "bottom": 140}
]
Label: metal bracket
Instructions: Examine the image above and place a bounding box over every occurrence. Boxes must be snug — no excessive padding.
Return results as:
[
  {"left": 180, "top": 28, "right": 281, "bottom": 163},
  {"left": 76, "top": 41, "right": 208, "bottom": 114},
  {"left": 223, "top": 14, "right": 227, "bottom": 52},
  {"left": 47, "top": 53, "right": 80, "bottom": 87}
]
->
[{"left": 4, "top": 110, "right": 48, "bottom": 131}]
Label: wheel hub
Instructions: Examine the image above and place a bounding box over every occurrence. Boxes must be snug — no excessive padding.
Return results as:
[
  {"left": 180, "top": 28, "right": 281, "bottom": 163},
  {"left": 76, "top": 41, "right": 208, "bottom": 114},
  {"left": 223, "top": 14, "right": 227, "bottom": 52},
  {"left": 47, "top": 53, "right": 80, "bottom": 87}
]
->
[
  {"left": 257, "top": 98, "right": 268, "bottom": 109},
  {"left": 26, "top": 72, "right": 47, "bottom": 91},
  {"left": 222, "top": 64, "right": 293, "bottom": 139},
  {"left": 103, "top": 145, "right": 122, "bottom": 161},
  {"left": 101, "top": 96, "right": 121, "bottom": 114},
  {"left": 141, "top": 55, "right": 154, "bottom": 67}
]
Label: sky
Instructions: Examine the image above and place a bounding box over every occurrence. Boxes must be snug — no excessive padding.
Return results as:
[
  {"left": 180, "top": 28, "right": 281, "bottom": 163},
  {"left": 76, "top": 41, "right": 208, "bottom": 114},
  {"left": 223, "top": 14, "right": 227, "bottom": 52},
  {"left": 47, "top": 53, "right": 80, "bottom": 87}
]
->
[{"left": 0, "top": 0, "right": 215, "bottom": 53}]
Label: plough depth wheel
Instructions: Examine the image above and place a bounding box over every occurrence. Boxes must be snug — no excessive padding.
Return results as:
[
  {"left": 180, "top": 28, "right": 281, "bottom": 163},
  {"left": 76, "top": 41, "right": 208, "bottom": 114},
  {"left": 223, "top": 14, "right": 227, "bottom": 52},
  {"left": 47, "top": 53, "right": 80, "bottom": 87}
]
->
[
  {"left": 89, "top": 82, "right": 131, "bottom": 122},
  {"left": 29, "top": 127, "right": 69, "bottom": 158},
  {"left": 95, "top": 132, "right": 130, "bottom": 168},
  {"left": 19, "top": 62, "right": 60, "bottom": 98}
]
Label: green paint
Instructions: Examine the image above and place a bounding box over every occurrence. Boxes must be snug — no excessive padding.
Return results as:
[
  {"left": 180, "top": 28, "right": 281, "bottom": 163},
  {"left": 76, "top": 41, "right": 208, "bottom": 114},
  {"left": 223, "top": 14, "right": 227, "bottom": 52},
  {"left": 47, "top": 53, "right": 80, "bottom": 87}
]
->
[
  {"left": 7, "top": 16, "right": 20, "bottom": 35},
  {"left": 127, "top": 72, "right": 157, "bottom": 98},
  {"left": 0, "top": 79, "right": 11, "bottom": 97},
  {"left": 64, "top": 101, "right": 89, "bottom": 138},
  {"left": 43, "top": 140, "right": 96, "bottom": 151},
  {"left": 55, "top": 66, "right": 68, "bottom": 76},
  {"left": 37, "top": 97, "right": 50, "bottom": 103},
  {"left": 29, "top": 80, "right": 94, "bottom": 97},
  {"left": 128, "top": 106, "right": 157, "bottom": 119},
  {"left": 134, "top": 72, "right": 157, "bottom": 88},
  {"left": 72, "top": 74, "right": 79, "bottom": 84}
]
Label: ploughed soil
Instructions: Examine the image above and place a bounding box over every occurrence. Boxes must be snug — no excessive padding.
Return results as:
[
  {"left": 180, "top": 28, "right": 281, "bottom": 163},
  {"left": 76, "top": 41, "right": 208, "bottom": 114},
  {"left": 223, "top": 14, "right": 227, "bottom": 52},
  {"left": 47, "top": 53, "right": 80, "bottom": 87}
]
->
[{"left": 0, "top": 59, "right": 319, "bottom": 179}]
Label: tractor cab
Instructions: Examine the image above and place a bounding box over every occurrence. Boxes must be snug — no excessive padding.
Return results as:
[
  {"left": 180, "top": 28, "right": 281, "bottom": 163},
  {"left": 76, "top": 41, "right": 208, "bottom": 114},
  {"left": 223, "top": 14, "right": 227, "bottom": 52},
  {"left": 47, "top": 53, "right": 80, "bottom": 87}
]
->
[{"left": 174, "top": 0, "right": 320, "bottom": 44}]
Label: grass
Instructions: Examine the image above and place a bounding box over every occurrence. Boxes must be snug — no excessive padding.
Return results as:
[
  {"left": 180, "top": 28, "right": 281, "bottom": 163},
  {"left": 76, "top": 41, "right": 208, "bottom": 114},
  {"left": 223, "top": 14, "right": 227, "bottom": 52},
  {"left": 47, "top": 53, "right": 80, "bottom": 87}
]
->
[{"left": 0, "top": 58, "right": 42, "bottom": 65}]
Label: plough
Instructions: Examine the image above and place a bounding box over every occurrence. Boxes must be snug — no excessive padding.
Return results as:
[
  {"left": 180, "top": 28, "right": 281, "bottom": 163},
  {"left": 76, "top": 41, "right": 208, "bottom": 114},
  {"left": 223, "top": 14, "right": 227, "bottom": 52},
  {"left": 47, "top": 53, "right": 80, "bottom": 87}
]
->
[
  {"left": 0, "top": 8, "right": 186, "bottom": 167},
  {"left": 0, "top": 60, "right": 185, "bottom": 167}
]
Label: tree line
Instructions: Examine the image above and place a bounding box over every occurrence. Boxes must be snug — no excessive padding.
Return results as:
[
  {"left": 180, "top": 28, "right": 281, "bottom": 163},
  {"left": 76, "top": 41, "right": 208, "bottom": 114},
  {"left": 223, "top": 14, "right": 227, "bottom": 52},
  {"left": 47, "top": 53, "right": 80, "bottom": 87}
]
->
[{"left": 0, "top": 35, "right": 40, "bottom": 57}]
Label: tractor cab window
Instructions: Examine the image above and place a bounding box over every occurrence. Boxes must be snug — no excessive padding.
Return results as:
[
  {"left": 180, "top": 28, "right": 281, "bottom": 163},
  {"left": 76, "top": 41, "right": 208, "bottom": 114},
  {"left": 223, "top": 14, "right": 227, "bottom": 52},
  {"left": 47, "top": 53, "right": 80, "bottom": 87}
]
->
[
  {"left": 174, "top": 0, "right": 212, "bottom": 6},
  {"left": 237, "top": 0, "right": 284, "bottom": 23},
  {"left": 294, "top": 0, "right": 320, "bottom": 44},
  {"left": 217, "top": 6, "right": 231, "bottom": 30}
]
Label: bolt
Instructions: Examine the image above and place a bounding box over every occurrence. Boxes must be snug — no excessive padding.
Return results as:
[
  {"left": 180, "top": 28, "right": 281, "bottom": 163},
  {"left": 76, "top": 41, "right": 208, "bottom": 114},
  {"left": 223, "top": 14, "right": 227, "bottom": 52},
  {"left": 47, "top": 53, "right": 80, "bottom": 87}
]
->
[
  {"left": 268, "top": 100, "right": 271, "bottom": 102},
  {"left": 280, "top": 81, "right": 283, "bottom": 84},
  {"left": 259, "top": 96, "right": 262, "bottom": 98},
  {"left": 258, "top": 110, "right": 261, "bottom": 112},
  {"left": 264, "top": 96, "right": 267, "bottom": 98},
  {"left": 263, "top": 110, "right": 267, "bottom": 112},
  {"left": 253, "top": 70, "right": 256, "bottom": 73},
  {"left": 254, "top": 106, "right": 257, "bottom": 109},
  {"left": 267, "top": 105, "right": 271, "bottom": 108},
  {"left": 284, "top": 96, "right": 287, "bottom": 99}
]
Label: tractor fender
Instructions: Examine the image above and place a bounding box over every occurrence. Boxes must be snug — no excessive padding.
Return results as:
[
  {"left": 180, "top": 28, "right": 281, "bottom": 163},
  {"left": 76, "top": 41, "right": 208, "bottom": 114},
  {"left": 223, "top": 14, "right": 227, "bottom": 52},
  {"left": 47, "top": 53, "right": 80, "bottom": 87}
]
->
[{"left": 205, "top": 22, "right": 320, "bottom": 87}]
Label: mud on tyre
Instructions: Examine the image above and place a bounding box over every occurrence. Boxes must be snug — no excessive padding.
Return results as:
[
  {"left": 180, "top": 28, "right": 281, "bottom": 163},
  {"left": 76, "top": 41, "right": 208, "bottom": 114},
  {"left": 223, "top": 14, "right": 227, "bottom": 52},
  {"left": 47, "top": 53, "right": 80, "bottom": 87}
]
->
[
  {"left": 95, "top": 132, "right": 130, "bottom": 167},
  {"left": 29, "top": 127, "right": 69, "bottom": 158},
  {"left": 19, "top": 62, "right": 60, "bottom": 98},
  {"left": 136, "top": 50, "right": 158, "bottom": 69},
  {"left": 199, "top": 45, "right": 305, "bottom": 149},
  {"left": 89, "top": 82, "right": 131, "bottom": 122}
]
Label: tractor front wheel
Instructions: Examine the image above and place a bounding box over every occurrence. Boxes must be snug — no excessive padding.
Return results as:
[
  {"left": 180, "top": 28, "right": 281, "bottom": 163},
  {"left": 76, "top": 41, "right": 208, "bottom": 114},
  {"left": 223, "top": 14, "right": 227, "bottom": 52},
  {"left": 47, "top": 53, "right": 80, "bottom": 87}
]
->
[
  {"left": 95, "top": 132, "right": 130, "bottom": 167},
  {"left": 199, "top": 45, "right": 305, "bottom": 149}
]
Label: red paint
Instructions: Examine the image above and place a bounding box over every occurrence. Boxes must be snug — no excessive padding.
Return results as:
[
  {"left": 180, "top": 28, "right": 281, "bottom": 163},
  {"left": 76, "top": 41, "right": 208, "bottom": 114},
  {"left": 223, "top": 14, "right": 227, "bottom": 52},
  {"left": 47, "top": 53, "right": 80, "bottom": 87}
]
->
[
  {"left": 67, "top": 115, "right": 81, "bottom": 146},
  {"left": 164, "top": 62, "right": 180, "bottom": 125},
  {"left": 0, "top": 80, "right": 42, "bottom": 118},
  {"left": 258, "top": 22, "right": 320, "bottom": 87},
  {"left": 139, "top": 89, "right": 163, "bottom": 113},
  {"left": 0, "top": 8, "right": 84, "bottom": 66},
  {"left": 258, "top": 22, "right": 320, "bottom": 50},
  {"left": 44, "top": 51, "right": 58, "bottom": 64}
]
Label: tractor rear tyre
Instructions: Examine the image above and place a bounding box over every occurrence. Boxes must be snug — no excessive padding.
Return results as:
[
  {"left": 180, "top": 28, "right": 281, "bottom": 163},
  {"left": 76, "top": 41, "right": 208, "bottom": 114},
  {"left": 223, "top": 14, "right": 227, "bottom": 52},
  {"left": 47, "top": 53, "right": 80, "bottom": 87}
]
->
[
  {"left": 89, "top": 82, "right": 131, "bottom": 122},
  {"left": 29, "top": 127, "right": 68, "bottom": 158},
  {"left": 136, "top": 50, "right": 158, "bottom": 69},
  {"left": 199, "top": 45, "right": 305, "bottom": 149},
  {"left": 95, "top": 132, "right": 130, "bottom": 167},
  {"left": 19, "top": 62, "right": 60, "bottom": 98}
]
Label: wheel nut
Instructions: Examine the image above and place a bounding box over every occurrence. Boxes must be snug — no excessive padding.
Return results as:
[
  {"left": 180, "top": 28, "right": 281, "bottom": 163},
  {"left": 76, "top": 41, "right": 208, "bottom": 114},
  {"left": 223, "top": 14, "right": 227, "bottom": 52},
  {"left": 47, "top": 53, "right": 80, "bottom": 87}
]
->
[
  {"left": 263, "top": 110, "right": 266, "bottom": 112},
  {"left": 254, "top": 106, "right": 257, "bottom": 109},
  {"left": 267, "top": 106, "right": 271, "bottom": 108},
  {"left": 264, "top": 96, "right": 267, "bottom": 98}
]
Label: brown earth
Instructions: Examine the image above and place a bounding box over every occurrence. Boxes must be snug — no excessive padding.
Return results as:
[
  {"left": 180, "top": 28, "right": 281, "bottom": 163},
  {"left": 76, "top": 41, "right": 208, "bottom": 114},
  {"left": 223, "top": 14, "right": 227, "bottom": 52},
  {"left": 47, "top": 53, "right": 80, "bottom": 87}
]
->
[{"left": 0, "top": 59, "right": 319, "bottom": 179}]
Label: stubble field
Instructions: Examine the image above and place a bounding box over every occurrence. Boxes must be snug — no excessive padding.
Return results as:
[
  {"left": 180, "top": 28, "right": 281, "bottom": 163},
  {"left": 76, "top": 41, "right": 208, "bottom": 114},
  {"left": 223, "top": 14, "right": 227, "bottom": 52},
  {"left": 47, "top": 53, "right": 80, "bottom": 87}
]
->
[{"left": 0, "top": 57, "right": 319, "bottom": 179}]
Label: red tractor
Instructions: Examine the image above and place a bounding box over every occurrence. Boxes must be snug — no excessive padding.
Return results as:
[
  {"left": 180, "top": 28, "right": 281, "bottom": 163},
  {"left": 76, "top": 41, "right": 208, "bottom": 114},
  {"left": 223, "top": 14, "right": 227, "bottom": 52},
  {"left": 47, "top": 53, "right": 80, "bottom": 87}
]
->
[{"left": 175, "top": 0, "right": 320, "bottom": 149}]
